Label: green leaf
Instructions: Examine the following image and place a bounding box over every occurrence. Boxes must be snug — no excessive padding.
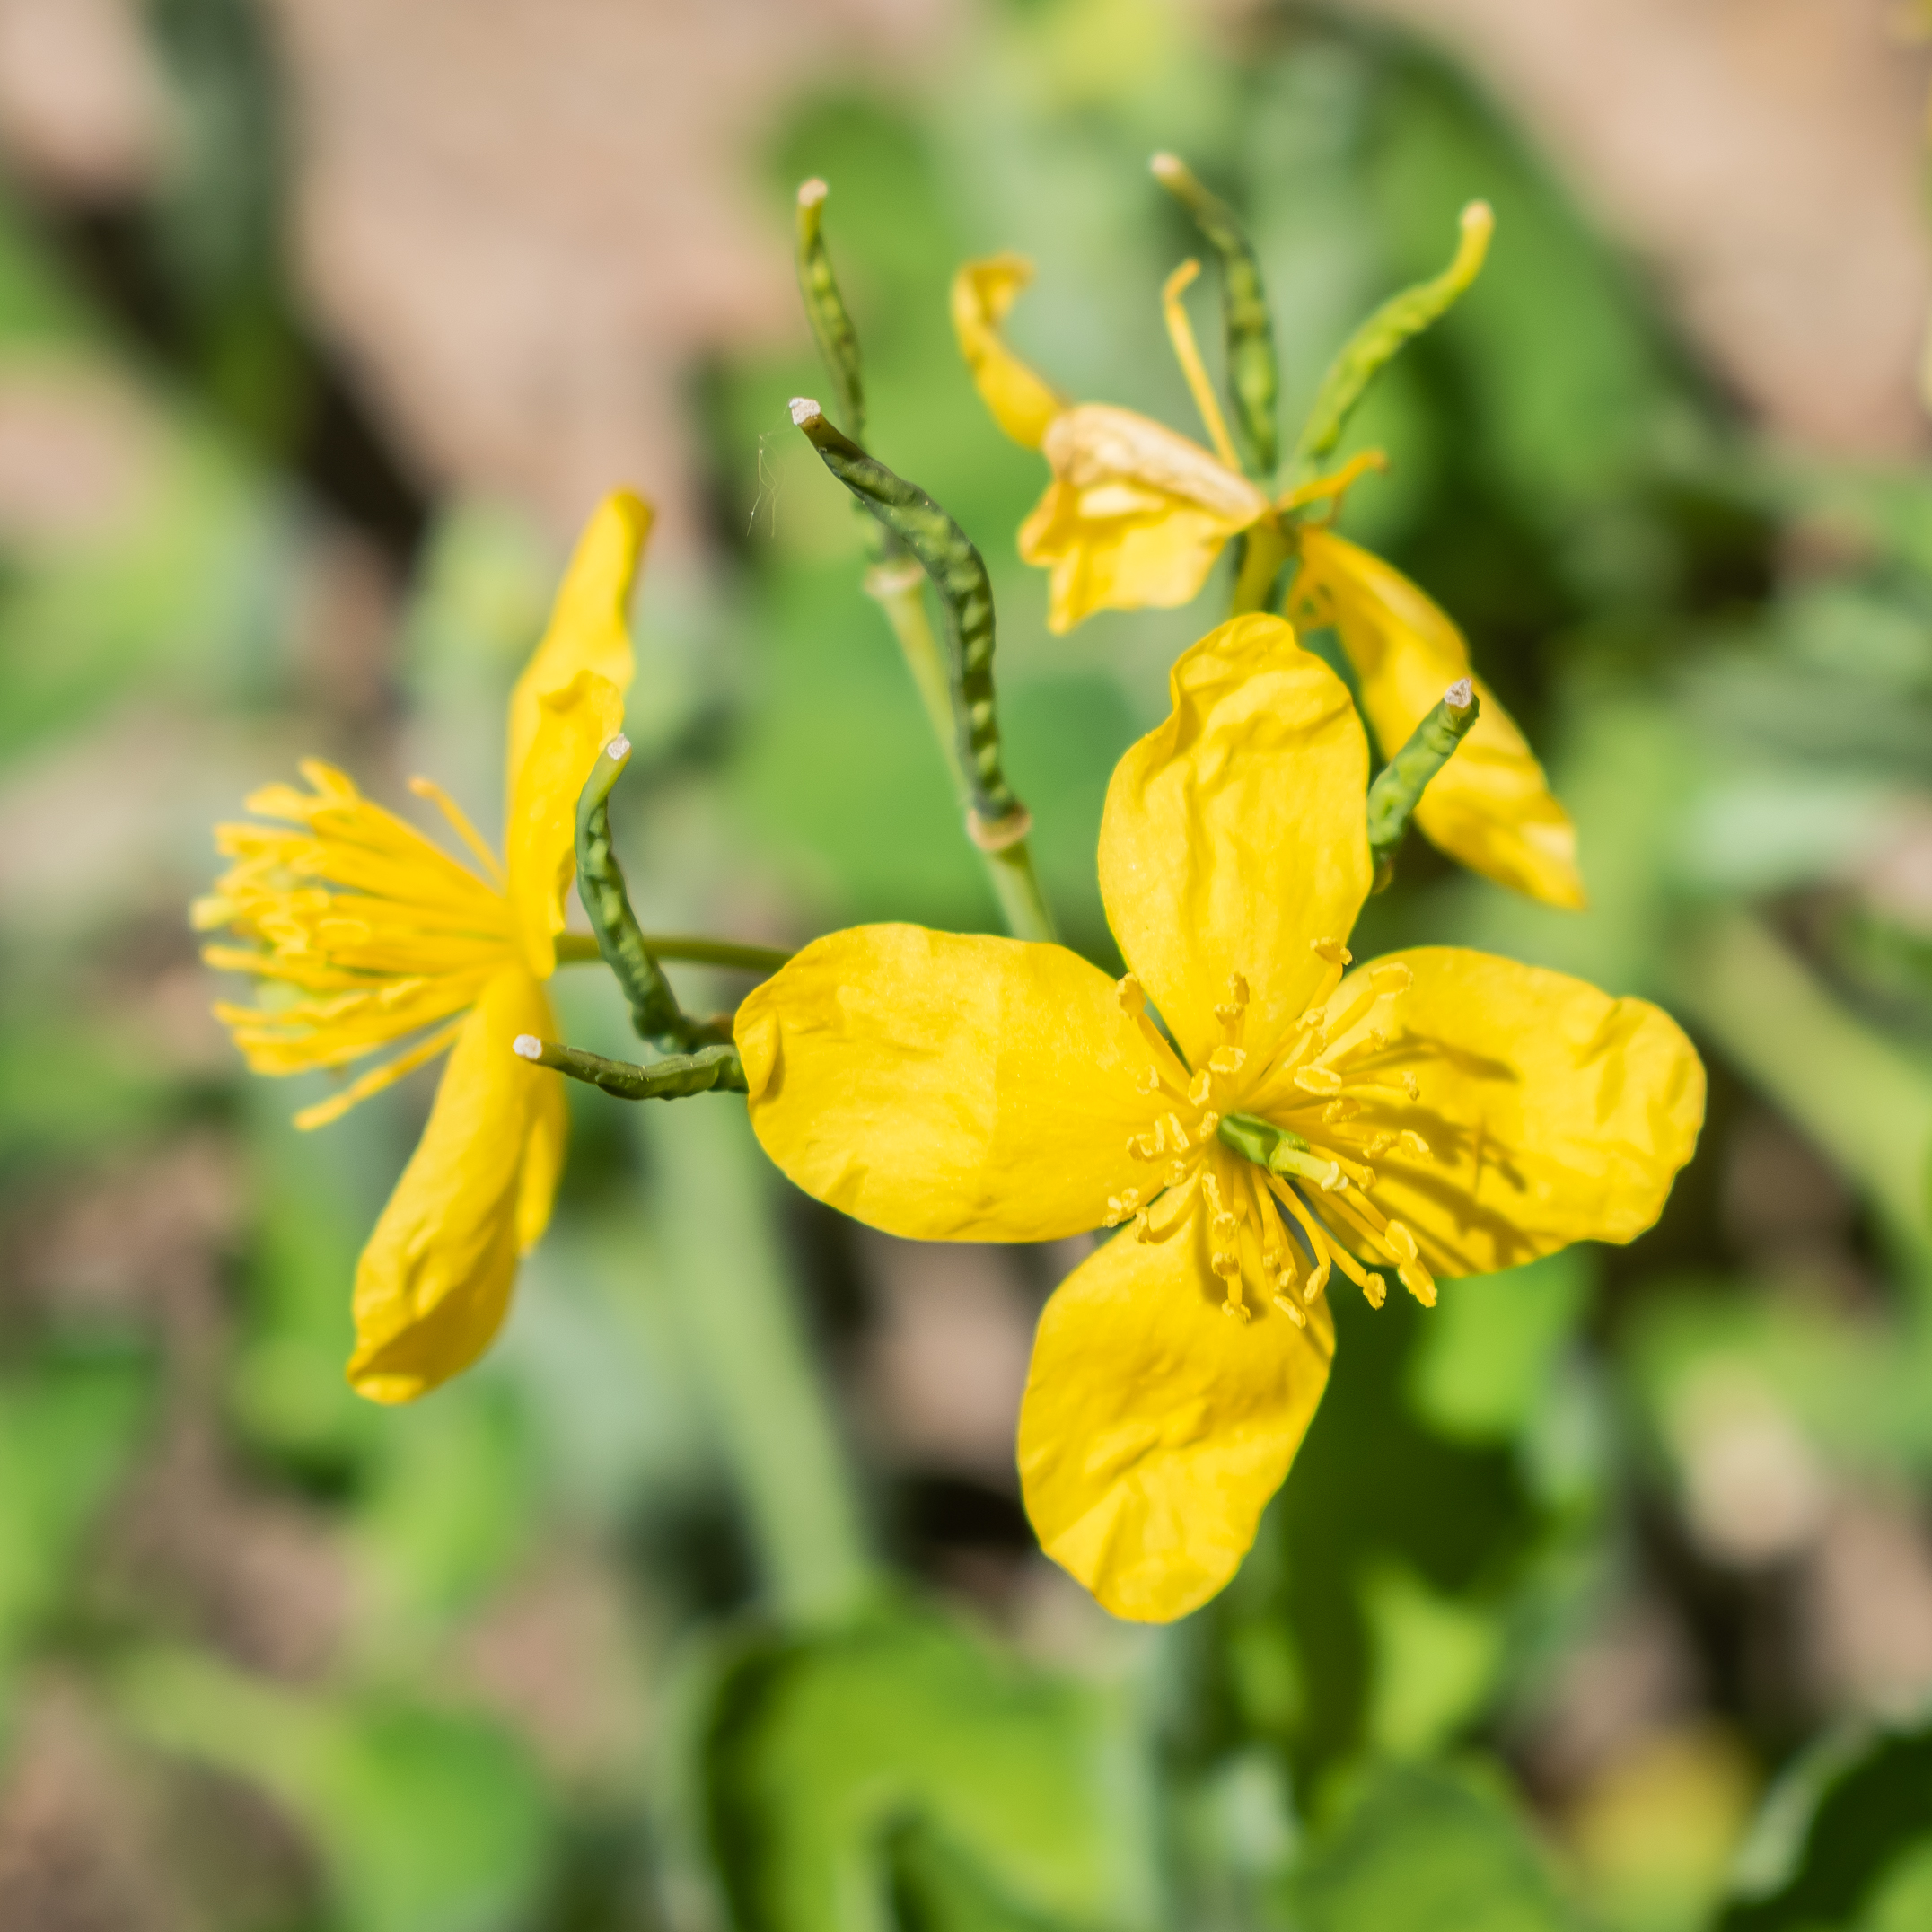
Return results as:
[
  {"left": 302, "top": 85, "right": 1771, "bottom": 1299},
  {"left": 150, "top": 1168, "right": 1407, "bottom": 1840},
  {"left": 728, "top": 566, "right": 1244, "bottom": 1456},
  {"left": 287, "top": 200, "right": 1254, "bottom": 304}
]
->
[
  {"left": 1720, "top": 1718, "right": 1932, "bottom": 1932},
  {"left": 118, "top": 1650, "right": 553, "bottom": 1932},
  {"left": 1406, "top": 1251, "right": 1593, "bottom": 1445},
  {"left": 0, "top": 1347, "right": 154, "bottom": 1678},
  {"left": 681, "top": 1607, "right": 1157, "bottom": 1932},
  {"left": 1282, "top": 1761, "right": 1580, "bottom": 1932}
]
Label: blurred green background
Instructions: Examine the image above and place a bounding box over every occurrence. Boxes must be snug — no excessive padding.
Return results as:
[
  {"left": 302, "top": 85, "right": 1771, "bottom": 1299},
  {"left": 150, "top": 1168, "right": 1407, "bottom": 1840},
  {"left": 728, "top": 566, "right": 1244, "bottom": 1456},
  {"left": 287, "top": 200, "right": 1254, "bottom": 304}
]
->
[{"left": 3, "top": 1, "right": 1932, "bottom": 1927}]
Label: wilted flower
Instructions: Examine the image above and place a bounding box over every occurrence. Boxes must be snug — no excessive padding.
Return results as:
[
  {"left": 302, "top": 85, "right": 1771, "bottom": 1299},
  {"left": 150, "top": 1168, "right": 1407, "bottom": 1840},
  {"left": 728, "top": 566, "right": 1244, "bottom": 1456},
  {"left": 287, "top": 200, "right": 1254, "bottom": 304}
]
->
[{"left": 952, "top": 220, "right": 1585, "bottom": 909}]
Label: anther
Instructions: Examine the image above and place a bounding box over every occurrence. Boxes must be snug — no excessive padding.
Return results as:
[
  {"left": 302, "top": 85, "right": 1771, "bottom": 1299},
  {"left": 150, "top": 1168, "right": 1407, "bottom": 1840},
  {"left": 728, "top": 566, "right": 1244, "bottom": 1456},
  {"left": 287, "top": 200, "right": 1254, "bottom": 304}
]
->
[
  {"left": 1188, "top": 1069, "right": 1212, "bottom": 1106},
  {"left": 1271, "top": 1294, "right": 1308, "bottom": 1328},
  {"left": 1384, "top": 1220, "right": 1418, "bottom": 1262},
  {"left": 1226, "top": 971, "right": 1250, "bottom": 1006},
  {"left": 1295, "top": 1066, "right": 1343, "bottom": 1097},
  {"left": 1399, "top": 1129, "right": 1431, "bottom": 1157},
  {"left": 1138, "top": 1065, "right": 1163, "bottom": 1094},
  {"left": 1400, "top": 1263, "right": 1437, "bottom": 1308},
  {"left": 1311, "top": 938, "right": 1353, "bottom": 966},
  {"left": 1363, "top": 1274, "right": 1388, "bottom": 1311},
  {"left": 1401, "top": 1071, "right": 1420, "bottom": 1101},
  {"left": 1372, "top": 962, "right": 1412, "bottom": 993},
  {"left": 1208, "top": 1047, "right": 1246, "bottom": 1076},
  {"left": 1116, "top": 974, "right": 1145, "bottom": 1015}
]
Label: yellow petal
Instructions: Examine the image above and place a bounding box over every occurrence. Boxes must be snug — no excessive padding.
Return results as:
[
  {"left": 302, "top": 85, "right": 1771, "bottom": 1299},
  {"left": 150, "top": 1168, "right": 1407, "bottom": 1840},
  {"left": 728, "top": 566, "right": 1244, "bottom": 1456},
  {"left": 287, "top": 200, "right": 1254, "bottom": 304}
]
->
[
  {"left": 1331, "top": 945, "right": 1705, "bottom": 1278},
  {"left": 1098, "top": 614, "right": 1370, "bottom": 1071},
  {"left": 735, "top": 924, "right": 1157, "bottom": 1243},
  {"left": 505, "top": 669, "right": 626, "bottom": 978},
  {"left": 1296, "top": 529, "right": 1585, "bottom": 909},
  {"left": 1022, "top": 404, "right": 1268, "bottom": 634},
  {"left": 505, "top": 489, "right": 649, "bottom": 975},
  {"left": 1018, "top": 1216, "right": 1334, "bottom": 1622},
  {"left": 515, "top": 1049, "right": 568, "bottom": 1253},
  {"left": 950, "top": 255, "right": 1067, "bottom": 451},
  {"left": 347, "top": 967, "right": 559, "bottom": 1403}
]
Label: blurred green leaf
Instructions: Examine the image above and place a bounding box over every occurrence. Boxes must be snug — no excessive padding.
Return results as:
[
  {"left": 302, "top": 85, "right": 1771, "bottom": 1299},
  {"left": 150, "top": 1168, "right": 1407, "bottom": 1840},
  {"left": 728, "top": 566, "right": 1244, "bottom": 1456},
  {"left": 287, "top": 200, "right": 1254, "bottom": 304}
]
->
[
  {"left": 1407, "top": 1251, "right": 1593, "bottom": 1446},
  {"left": 683, "top": 1606, "right": 1156, "bottom": 1932},
  {"left": 119, "top": 1648, "right": 553, "bottom": 1932},
  {"left": 1281, "top": 1761, "right": 1580, "bottom": 1932},
  {"left": 0, "top": 1346, "right": 154, "bottom": 1683},
  {"left": 1360, "top": 1566, "right": 1503, "bottom": 1761},
  {"left": 1721, "top": 1718, "right": 1932, "bottom": 1932}
]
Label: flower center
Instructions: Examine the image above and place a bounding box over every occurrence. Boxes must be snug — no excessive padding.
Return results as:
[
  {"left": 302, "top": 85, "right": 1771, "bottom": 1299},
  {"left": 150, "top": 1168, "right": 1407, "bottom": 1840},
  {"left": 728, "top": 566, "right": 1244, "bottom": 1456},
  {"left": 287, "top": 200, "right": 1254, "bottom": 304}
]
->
[{"left": 1105, "top": 942, "right": 1439, "bottom": 1326}]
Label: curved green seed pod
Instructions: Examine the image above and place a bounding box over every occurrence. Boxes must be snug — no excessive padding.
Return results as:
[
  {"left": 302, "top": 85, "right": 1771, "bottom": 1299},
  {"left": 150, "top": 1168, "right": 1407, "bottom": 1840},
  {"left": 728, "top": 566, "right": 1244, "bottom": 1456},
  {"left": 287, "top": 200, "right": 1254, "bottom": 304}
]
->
[
  {"left": 513, "top": 1034, "right": 747, "bottom": 1100},
  {"left": 1295, "top": 201, "right": 1494, "bottom": 473},
  {"left": 790, "top": 398, "right": 1029, "bottom": 844},
  {"left": 1217, "top": 1112, "right": 1347, "bottom": 1192},
  {"left": 1152, "top": 153, "right": 1278, "bottom": 479},
  {"left": 1365, "top": 679, "right": 1480, "bottom": 891},
  {"left": 575, "top": 736, "right": 725, "bottom": 1051},
  {"left": 795, "top": 179, "right": 865, "bottom": 442}
]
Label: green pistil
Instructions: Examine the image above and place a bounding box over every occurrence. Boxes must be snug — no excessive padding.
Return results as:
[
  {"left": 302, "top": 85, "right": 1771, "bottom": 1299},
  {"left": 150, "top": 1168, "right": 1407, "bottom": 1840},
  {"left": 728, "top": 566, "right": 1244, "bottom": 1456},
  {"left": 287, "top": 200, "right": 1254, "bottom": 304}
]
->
[{"left": 1217, "top": 1112, "right": 1342, "bottom": 1191}]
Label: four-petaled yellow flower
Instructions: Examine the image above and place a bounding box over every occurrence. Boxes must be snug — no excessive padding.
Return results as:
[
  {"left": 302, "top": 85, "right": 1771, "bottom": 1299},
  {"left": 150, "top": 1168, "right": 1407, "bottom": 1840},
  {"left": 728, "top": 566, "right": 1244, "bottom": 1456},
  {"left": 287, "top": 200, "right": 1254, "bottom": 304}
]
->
[
  {"left": 195, "top": 490, "right": 651, "bottom": 1402},
  {"left": 735, "top": 615, "right": 1702, "bottom": 1621},
  {"left": 951, "top": 229, "right": 1587, "bottom": 909}
]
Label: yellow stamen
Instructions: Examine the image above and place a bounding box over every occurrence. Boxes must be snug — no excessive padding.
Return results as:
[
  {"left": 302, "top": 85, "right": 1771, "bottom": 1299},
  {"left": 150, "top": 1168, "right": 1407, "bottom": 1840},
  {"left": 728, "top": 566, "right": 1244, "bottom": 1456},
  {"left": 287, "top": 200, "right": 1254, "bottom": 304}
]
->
[
  {"left": 1277, "top": 447, "right": 1388, "bottom": 523},
  {"left": 1160, "top": 259, "right": 1242, "bottom": 473},
  {"left": 291, "top": 1015, "right": 469, "bottom": 1129},
  {"left": 408, "top": 777, "right": 508, "bottom": 889}
]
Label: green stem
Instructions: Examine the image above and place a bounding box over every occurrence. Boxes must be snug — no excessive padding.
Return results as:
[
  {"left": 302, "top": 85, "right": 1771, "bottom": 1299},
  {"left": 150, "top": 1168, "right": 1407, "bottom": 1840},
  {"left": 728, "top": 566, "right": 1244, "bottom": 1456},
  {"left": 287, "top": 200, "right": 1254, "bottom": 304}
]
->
[
  {"left": 554, "top": 931, "right": 792, "bottom": 975},
  {"left": 865, "top": 561, "right": 1057, "bottom": 944},
  {"left": 630, "top": 1097, "right": 874, "bottom": 1620},
  {"left": 1669, "top": 912, "right": 1932, "bottom": 1255},
  {"left": 1229, "top": 518, "right": 1292, "bottom": 618}
]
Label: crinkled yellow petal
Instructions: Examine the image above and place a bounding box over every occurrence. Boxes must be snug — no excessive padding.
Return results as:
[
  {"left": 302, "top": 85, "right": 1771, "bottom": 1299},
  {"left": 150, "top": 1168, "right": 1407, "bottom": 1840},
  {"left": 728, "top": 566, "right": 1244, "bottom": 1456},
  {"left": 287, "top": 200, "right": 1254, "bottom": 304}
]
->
[
  {"left": 347, "top": 967, "right": 559, "bottom": 1403},
  {"left": 735, "top": 924, "right": 1157, "bottom": 1243},
  {"left": 1327, "top": 945, "right": 1705, "bottom": 1278},
  {"left": 1022, "top": 404, "right": 1269, "bottom": 634},
  {"left": 1296, "top": 530, "right": 1585, "bottom": 909},
  {"left": 951, "top": 255, "right": 1067, "bottom": 451},
  {"left": 505, "top": 669, "right": 627, "bottom": 979},
  {"left": 1018, "top": 1216, "right": 1334, "bottom": 1622},
  {"left": 505, "top": 489, "right": 648, "bottom": 975},
  {"left": 1098, "top": 615, "right": 1370, "bottom": 1071}
]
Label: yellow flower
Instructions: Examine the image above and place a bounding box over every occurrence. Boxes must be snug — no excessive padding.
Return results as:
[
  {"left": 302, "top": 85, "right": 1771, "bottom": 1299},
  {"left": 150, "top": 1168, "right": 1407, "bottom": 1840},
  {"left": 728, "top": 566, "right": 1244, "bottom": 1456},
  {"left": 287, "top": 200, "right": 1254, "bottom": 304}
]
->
[
  {"left": 735, "top": 614, "right": 1703, "bottom": 1620},
  {"left": 195, "top": 491, "right": 651, "bottom": 1403},
  {"left": 951, "top": 233, "right": 1587, "bottom": 909}
]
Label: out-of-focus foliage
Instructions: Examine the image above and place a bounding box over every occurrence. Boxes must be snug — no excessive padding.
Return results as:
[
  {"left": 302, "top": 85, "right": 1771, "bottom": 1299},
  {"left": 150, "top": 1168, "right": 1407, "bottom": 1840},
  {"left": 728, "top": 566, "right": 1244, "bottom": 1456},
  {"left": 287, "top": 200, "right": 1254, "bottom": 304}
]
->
[{"left": 1, "top": 1, "right": 1930, "bottom": 1928}]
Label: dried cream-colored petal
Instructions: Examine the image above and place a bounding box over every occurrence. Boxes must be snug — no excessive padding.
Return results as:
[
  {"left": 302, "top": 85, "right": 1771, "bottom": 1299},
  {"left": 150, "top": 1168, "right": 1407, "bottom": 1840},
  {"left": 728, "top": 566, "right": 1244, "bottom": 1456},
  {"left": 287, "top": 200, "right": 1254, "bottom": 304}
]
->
[
  {"left": 735, "top": 924, "right": 1155, "bottom": 1243},
  {"left": 1098, "top": 615, "right": 1370, "bottom": 1070},
  {"left": 1297, "top": 529, "right": 1585, "bottom": 909},
  {"left": 951, "top": 255, "right": 1067, "bottom": 451},
  {"left": 1022, "top": 404, "right": 1269, "bottom": 634},
  {"left": 1018, "top": 1216, "right": 1334, "bottom": 1622}
]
